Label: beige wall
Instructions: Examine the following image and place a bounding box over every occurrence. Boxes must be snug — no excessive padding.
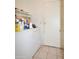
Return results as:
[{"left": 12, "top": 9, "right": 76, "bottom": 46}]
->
[{"left": 60, "top": 0, "right": 64, "bottom": 49}]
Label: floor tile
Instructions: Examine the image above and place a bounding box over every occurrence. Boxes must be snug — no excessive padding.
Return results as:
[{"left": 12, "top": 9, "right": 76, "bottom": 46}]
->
[
  {"left": 57, "top": 56, "right": 64, "bottom": 59},
  {"left": 56, "top": 48, "right": 64, "bottom": 56},
  {"left": 48, "top": 47, "right": 57, "bottom": 56},
  {"left": 47, "top": 55, "right": 57, "bottom": 59},
  {"left": 34, "top": 46, "right": 48, "bottom": 59},
  {"left": 33, "top": 46, "right": 64, "bottom": 59}
]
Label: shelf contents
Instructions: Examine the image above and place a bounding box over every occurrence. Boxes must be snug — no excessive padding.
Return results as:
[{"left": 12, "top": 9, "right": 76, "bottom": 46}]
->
[{"left": 15, "top": 8, "right": 36, "bottom": 32}]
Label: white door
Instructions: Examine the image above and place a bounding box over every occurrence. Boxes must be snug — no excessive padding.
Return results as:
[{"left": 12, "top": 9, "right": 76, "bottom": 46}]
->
[{"left": 42, "top": 0, "right": 61, "bottom": 48}]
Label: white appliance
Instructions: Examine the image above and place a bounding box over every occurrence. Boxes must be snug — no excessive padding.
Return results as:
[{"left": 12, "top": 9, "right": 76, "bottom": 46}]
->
[{"left": 15, "top": 28, "right": 42, "bottom": 59}]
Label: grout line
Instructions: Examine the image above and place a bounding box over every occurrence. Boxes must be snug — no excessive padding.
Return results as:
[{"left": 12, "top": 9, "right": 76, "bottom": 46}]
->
[
  {"left": 46, "top": 46, "right": 49, "bottom": 59},
  {"left": 56, "top": 48, "right": 58, "bottom": 59}
]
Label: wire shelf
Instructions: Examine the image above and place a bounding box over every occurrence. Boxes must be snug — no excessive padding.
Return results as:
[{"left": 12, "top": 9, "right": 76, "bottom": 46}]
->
[{"left": 15, "top": 8, "right": 31, "bottom": 17}]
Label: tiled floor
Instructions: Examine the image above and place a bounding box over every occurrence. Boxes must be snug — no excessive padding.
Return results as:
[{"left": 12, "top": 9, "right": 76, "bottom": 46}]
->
[{"left": 33, "top": 45, "right": 64, "bottom": 59}]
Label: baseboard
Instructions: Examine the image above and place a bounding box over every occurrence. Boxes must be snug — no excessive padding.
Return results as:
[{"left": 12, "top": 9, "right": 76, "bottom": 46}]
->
[{"left": 41, "top": 45, "right": 64, "bottom": 50}]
